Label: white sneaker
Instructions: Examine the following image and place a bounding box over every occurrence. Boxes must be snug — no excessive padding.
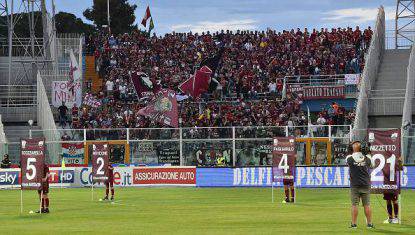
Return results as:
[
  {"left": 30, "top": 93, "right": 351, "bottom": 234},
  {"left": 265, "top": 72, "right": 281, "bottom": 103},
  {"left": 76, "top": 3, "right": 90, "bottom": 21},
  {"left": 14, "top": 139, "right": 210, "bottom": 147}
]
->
[
  {"left": 383, "top": 218, "right": 392, "bottom": 224},
  {"left": 391, "top": 218, "right": 400, "bottom": 224}
]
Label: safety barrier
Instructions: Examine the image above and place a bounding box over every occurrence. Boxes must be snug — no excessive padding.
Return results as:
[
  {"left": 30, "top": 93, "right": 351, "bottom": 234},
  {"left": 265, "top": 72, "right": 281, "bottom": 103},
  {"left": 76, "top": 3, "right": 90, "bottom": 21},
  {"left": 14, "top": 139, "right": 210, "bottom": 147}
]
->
[
  {"left": 0, "top": 115, "right": 6, "bottom": 157},
  {"left": 353, "top": 6, "right": 385, "bottom": 140},
  {"left": 37, "top": 72, "right": 61, "bottom": 163},
  {"left": 402, "top": 44, "right": 415, "bottom": 127},
  {"left": 4, "top": 125, "right": 352, "bottom": 166}
]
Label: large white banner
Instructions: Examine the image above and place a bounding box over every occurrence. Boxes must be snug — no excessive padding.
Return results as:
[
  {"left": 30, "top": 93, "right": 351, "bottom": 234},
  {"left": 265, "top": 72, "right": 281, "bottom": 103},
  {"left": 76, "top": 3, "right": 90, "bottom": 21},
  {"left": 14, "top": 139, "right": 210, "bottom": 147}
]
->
[
  {"left": 52, "top": 81, "right": 82, "bottom": 108},
  {"left": 52, "top": 49, "right": 82, "bottom": 108}
]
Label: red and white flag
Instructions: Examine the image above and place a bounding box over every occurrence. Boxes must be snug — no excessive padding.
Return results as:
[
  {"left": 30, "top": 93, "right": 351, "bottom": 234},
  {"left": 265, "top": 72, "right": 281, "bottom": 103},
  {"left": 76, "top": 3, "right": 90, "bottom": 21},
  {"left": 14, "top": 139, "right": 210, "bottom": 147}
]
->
[
  {"left": 179, "top": 66, "right": 212, "bottom": 98},
  {"left": 141, "top": 6, "right": 151, "bottom": 27}
]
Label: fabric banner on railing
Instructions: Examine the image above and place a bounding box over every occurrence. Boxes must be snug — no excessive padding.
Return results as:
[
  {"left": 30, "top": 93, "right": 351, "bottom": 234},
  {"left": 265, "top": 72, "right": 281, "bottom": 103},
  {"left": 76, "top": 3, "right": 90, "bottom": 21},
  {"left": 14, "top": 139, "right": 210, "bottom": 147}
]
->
[
  {"left": 62, "top": 143, "right": 84, "bottom": 165},
  {"left": 344, "top": 74, "right": 360, "bottom": 85},
  {"left": 303, "top": 85, "right": 345, "bottom": 100},
  {"left": 52, "top": 81, "right": 82, "bottom": 108}
]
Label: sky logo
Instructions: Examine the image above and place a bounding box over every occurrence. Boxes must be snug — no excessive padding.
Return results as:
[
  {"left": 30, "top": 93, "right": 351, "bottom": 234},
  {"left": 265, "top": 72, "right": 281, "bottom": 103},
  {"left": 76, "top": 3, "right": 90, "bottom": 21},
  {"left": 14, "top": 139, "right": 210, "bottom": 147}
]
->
[{"left": 0, "top": 171, "right": 19, "bottom": 185}]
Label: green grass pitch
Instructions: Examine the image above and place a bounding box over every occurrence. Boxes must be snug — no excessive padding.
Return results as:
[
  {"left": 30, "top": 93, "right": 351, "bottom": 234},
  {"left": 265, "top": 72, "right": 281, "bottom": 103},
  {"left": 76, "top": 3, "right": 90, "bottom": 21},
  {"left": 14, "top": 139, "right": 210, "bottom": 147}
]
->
[{"left": 0, "top": 188, "right": 414, "bottom": 234}]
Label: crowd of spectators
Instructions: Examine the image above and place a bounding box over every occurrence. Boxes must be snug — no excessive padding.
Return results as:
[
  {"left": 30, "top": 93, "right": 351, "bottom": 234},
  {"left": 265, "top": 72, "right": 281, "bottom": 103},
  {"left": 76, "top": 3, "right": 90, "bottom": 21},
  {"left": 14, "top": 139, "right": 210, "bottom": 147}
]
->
[
  {"left": 85, "top": 26, "right": 371, "bottom": 98},
  {"left": 73, "top": 26, "right": 370, "bottom": 130}
]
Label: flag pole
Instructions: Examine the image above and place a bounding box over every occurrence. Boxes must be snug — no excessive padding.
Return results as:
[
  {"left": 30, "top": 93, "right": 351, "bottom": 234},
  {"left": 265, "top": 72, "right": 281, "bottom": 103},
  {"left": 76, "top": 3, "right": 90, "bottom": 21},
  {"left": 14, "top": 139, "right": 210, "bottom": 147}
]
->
[
  {"left": 39, "top": 190, "right": 43, "bottom": 214},
  {"left": 20, "top": 188, "right": 23, "bottom": 214},
  {"left": 91, "top": 182, "right": 94, "bottom": 201}
]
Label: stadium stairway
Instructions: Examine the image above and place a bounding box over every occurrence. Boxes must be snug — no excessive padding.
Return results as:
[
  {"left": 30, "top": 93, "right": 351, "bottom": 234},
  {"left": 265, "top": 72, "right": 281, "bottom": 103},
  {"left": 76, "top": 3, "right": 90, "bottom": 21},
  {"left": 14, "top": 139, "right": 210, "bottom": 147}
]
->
[
  {"left": 368, "top": 49, "right": 411, "bottom": 128},
  {"left": 3, "top": 125, "right": 42, "bottom": 164},
  {"left": 85, "top": 55, "right": 102, "bottom": 93}
]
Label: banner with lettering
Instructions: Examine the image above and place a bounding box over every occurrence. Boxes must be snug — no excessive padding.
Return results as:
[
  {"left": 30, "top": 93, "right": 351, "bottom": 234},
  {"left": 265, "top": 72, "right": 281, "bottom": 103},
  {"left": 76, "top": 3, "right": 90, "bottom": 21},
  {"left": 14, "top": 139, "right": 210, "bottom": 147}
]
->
[
  {"left": 52, "top": 81, "right": 82, "bottom": 108},
  {"left": 303, "top": 85, "right": 345, "bottom": 100}
]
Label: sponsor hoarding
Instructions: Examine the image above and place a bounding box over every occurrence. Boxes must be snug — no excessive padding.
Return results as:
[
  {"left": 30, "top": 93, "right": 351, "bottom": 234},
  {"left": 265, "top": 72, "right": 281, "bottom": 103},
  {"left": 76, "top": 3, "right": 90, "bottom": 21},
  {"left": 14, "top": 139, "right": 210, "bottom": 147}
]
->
[
  {"left": 197, "top": 166, "right": 415, "bottom": 188},
  {"left": 132, "top": 167, "right": 196, "bottom": 186},
  {"left": 1, "top": 166, "right": 414, "bottom": 189}
]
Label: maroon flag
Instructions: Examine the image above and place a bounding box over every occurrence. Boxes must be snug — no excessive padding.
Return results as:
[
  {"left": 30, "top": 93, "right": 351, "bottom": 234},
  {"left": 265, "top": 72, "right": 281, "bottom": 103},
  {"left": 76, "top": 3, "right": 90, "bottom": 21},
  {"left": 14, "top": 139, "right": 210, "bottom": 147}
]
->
[
  {"left": 367, "top": 129, "right": 401, "bottom": 194},
  {"left": 179, "top": 66, "right": 212, "bottom": 98},
  {"left": 131, "top": 71, "right": 160, "bottom": 99},
  {"left": 141, "top": 6, "right": 151, "bottom": 27},
  {"left": 91, "top": 143, "right": 109, "bottom": 183},
  {"left": 272, "top": 137, "right": 296, "bottom": 183},
  {"left": 138, "top": 89, "right": 179, "bottom": 127},
  {"left": 21, "top": 138, "right": 46, "bottom": 189}
]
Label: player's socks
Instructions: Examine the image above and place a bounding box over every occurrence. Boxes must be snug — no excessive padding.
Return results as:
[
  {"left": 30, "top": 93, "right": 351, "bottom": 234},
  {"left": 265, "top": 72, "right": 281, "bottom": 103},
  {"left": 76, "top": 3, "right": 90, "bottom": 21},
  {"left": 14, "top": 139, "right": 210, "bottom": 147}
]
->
[
  {"left": 106, "top": 188, "right": 109, "bottom": 196},
  {"left": 41, "top": 198, "right": 45, "bottom": 210},
  {"left": 45, "top": 198, "right": 49, "bottom": 208},
  {"left": 393, "top": 202, "right": 399, "bottom": 219},
  {"left": 290, "top": 188, "right": 295, "bottom": 202},
  {"left": 284, "top": 189, "right": 289, "bottom": 200},
  {"left": 111, "top": 188, "right": 114, "bottom": 197},
  {"left": 387, "top": 201, "right": 393, "bottom": 219}
]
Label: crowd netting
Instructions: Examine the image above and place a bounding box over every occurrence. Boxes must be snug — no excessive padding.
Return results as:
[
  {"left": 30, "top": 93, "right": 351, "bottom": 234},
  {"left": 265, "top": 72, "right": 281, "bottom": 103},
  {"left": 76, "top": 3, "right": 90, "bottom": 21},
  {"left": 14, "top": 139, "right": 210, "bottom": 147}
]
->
[{"left": 45, "top": 26, "right": 376, "bottom": 166}]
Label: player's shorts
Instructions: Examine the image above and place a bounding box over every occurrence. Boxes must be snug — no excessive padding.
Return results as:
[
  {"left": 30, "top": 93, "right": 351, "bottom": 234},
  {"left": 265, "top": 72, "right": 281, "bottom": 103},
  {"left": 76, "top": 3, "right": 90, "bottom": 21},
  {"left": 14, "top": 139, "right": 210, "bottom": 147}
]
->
[
  {"left": 350, "top": 187, "right": 370, "bottom": 206},
  {"left": 383, "top": 192, "right": 398, "bottom": 201},
  {"left": 105, "top": 178, "right": 114, "bottom": 188},
  {"left": 283, "top": 179, "right": 294, "bottom": 186},
  {"left": 37, "top": 183, "right": 49, "bottom": 194}
]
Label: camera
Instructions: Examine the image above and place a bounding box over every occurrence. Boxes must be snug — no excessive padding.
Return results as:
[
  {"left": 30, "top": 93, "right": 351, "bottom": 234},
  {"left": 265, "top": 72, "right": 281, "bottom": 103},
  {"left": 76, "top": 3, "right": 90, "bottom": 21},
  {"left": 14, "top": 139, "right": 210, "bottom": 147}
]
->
[{"left": 361, "top": 142, "right": 371, "bottom": 155}]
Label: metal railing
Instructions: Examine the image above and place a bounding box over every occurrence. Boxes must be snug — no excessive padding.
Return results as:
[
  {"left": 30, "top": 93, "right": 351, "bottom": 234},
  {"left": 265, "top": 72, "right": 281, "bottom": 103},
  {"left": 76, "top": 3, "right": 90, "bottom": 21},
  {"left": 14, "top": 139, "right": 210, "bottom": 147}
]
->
[
  {"left": 2, "top": 125, "right": 352, "bottom": 166},
  {"left": 369, "top": 89, "right": 407, "bottom": 98},
  {"left": 0, "top": 85, "right": 37, "bottom": 107},
  {"left": 353, "top": 6, "right": 385, "bottom": 141},
  {"left": 285, "top": 74, "right": 360, "bottom": 96}
]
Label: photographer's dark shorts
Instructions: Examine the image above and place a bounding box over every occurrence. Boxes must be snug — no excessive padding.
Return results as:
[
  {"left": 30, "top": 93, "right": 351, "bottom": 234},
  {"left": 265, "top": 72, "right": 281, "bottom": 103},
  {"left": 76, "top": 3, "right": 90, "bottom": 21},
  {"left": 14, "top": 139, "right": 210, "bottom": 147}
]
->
[{"left": 350, "top": 187, "right": 370, "bottom": 206}]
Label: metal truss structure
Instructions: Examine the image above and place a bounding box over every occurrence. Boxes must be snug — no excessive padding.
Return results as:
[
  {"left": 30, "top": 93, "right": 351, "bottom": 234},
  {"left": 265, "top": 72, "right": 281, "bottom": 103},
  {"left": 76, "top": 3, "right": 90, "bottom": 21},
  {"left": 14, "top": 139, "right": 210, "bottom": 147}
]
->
[{"left": 396, "top": 0, "right": 415, "bottom": 48}]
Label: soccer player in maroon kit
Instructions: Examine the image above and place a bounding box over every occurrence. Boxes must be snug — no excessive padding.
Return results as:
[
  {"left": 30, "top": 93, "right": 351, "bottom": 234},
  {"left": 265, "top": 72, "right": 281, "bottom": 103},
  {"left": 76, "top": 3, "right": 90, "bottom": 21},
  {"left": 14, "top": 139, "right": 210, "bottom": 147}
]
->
[
  {"left": 283, "top": 178, "right": 295, "bottom": 203},
  {"left": 37, "top": 163, "right": 50, "bottom": 213},
  {"left": 383, "top": 156, "right": 403, "bottom": 224},
  {"left": 103, "top": 163, "right": 114, "bottom": 201}
]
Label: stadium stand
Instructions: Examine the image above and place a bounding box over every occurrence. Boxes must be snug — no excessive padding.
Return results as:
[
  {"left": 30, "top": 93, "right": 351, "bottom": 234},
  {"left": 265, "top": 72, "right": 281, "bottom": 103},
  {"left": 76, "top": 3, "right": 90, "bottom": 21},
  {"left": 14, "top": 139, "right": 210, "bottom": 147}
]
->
[{"left": 75, "top": 27, "right": 369, "bottom": 129}]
